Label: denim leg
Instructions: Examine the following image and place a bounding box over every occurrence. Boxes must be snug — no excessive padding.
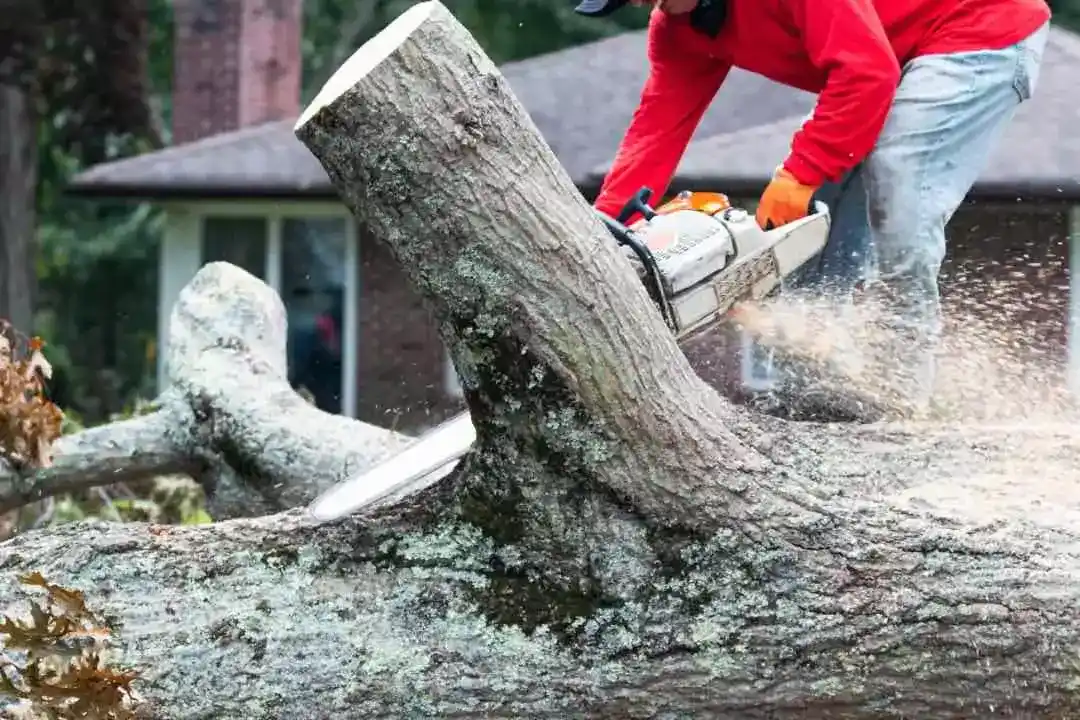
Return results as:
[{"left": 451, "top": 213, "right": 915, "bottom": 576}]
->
[
  {"left": 862, "top": 21, "right": 1049, "bottom": 407},
  {"left": 791, "top": 168, "right": 873, "bottom": 295}
]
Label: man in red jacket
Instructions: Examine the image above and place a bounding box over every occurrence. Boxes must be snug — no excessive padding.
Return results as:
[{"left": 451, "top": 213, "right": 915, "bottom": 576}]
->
[{"left": 579, "top": 0, "right": 1050, "bottom": 418}]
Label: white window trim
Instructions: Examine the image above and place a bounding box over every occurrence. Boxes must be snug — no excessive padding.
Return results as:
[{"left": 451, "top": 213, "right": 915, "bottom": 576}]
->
[{"left": 168, "top": 200, "right": 359, "bottom": 419}]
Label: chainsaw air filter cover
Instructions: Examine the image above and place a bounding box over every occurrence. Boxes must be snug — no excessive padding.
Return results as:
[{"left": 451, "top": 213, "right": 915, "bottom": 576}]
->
[
  {"left": 622, "top": 203, "right": 831, "bottom": 339},
  {"left": 627, "top": 209, "right": 735, "bottom": 296}
]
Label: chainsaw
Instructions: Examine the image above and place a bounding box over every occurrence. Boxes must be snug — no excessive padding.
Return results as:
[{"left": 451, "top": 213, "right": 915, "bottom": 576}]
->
[
  {"left": 603, "top": 187, "right": 829, "bottom": 341},
  {"left": 308, "top": 188, "right": 831, "bottom": 522}
]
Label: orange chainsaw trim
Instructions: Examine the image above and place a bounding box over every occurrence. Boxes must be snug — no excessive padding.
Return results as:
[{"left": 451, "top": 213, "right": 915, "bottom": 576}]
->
[{"left": 654, "top": 190, "right": 731, "bottom": 217}]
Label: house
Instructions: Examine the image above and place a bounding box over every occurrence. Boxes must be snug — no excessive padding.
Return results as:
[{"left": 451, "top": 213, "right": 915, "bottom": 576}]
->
[
  {"left": 590, "top": 26, "right": 1080, "bottom": 398},
  {"left": 69, "top": 0, "right": 1080, "bottom": 429},
  {"left": 66, "top": 0, "right": 812, "bottom": 432}
]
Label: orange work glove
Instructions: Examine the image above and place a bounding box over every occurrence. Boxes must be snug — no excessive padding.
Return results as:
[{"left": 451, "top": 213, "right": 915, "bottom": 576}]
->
[{"left": 755, "top": 167, "right": 820, "bottom": 230}]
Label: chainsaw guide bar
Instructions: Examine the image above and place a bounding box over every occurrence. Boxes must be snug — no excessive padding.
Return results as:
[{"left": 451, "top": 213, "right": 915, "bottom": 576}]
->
[{"left": 308, "top": 188, "right": 831, "bottom": 522}]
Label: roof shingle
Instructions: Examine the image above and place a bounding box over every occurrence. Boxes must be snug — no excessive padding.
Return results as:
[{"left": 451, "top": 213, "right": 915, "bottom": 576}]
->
[
  {"left": 592, "top": 24, "right": 1080, "bottom": 200},
  {"left": 73, "top": 24, "right": 1080, "bottom": 201},
  {"left": 69, "top": 30, "right": 812, "bottom": 198}
]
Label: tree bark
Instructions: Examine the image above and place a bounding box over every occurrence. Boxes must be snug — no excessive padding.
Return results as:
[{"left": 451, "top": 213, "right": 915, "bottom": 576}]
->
[
  {"left": 0, "top": 262, "right": 410, "bottom": 521},
  {"left": 3, "top": 2, "right": 1080, "bottom": 717},
  {"left": 4, "top": 419, "right": 1080, "bottom": 719},
  {"left": 295, "top": 1, "right": 764, "bottom": 532},
  {"left": 0, "top": 81, "right": 37, "bottom": 334}
]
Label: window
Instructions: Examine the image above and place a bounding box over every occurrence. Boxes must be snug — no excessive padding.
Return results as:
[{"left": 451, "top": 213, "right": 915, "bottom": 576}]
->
[
  {"left": 201, "top": 217, "right": 267, "bottom": 279},
  {"left": 195, "top": 208, "right": 356, "bottom": 417},
  {"left": 281, "top": 218, "right": 348, "bottom": 415}
]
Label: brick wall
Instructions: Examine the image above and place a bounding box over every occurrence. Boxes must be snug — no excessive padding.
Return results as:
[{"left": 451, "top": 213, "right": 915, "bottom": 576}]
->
[
  {"left": 172, "top": 0, "right": 302, "bottom": 144},
  {"left": 355, "top": 228, "right": 464, "bottom": 433}
]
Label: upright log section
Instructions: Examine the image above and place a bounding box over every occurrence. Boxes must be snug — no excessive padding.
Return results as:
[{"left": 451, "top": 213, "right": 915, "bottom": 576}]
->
[{"left": 294, "top": 1, "right": 771, "bottom": 531}]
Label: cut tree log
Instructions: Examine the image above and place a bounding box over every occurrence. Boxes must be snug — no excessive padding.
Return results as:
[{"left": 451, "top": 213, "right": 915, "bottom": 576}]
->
[
  {"left": 0, "top": 262, "right": 411, "bottom": 520},
  {"left": 295, "top": 0, "right": 768, "bottom": 531},
  {"left": 3, "top": 1, "right": 1080, "bottom": 717}
]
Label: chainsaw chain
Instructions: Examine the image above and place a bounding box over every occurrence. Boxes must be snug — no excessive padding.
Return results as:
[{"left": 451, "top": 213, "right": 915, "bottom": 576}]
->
[{"left": 712, "top": 248, "right": 780, "bottom": 313}]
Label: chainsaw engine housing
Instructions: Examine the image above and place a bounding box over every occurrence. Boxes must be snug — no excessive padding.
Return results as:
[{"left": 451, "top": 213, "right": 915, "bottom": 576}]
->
[{"left": 603, "top": 189, "right": 831, "bottom": 340}]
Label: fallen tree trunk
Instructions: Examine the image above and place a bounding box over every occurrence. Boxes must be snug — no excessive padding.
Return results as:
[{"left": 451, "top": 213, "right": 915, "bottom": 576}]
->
[
  {"left": 5, "top": 420, "right": 1080, "bottom": 718},
  {"left": 3, "top": 1, "right": 1080, "bottom": 717}
]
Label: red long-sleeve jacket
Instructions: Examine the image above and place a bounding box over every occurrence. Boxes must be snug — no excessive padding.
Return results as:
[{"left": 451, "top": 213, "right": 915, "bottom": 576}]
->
[{"left": 594, "top": 0, "right": 1051, "bottom": 216}]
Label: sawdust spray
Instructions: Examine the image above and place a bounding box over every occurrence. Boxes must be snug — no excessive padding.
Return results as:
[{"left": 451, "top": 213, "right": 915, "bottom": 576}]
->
[{"left": 732, "top": 279, "right": 1076, "bottom": 423}]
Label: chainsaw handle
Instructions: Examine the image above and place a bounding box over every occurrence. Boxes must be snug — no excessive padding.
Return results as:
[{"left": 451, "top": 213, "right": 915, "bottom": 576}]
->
[{"left": 616, "top": 187, "right": 657, "bottom": 225}]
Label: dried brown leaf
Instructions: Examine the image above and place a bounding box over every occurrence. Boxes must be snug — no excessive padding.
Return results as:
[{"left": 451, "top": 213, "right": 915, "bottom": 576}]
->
[
  {"left": 0, "top": 324, "right": 63, "bottom": 470},
  {"left": 0, "top": 572, "right": 142, "bottom": 718}
]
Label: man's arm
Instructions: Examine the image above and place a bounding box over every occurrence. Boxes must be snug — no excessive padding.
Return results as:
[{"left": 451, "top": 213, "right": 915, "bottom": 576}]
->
[
  {"left": 781, "top": 0, "right": 901, "bottom": 187},
  {"left": 594, "top": 17, "right": 730, "bottom": 217}
]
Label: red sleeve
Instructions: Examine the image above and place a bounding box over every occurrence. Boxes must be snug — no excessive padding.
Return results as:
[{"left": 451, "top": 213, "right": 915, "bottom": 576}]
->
[
  {"left": 781, "top": 0, "right": 901, "bottom": 187},
  {"left": 594, "top": 17, "right": 730, "bottom": 217}
]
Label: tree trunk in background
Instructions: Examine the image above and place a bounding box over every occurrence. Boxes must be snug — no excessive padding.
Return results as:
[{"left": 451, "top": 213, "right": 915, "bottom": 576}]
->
[{"left": 0, "top": 81, "right": 36, "bottom": 334}]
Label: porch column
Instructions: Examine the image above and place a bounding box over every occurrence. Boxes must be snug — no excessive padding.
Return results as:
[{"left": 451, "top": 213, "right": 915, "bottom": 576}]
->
[{"left": 157, "top": 209, "right": 201, "bottom": 393}]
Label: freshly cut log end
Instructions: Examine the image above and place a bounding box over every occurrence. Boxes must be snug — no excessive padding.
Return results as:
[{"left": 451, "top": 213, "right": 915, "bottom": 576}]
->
[{"left": 295, "top": 1, "right": 435, "bottom": 130}]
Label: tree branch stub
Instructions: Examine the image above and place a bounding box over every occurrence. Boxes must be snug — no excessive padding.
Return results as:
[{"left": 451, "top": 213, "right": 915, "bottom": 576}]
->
[{"left": 0, "top": 262, "right": 413, "bottom": 519}]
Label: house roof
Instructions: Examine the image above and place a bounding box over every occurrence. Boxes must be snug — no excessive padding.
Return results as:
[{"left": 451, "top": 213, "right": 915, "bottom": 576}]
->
[
  {"left": 68, "top": 30, "right": 813, "bottom": 199},
  {"left": 591, "top": 25, "right": 1080, "bottom": 201}
]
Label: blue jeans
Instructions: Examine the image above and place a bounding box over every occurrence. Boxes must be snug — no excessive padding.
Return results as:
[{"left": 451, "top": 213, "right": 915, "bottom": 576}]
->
[{"left": 751, "top": 21, "right": 1050, "bottom": 407}]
